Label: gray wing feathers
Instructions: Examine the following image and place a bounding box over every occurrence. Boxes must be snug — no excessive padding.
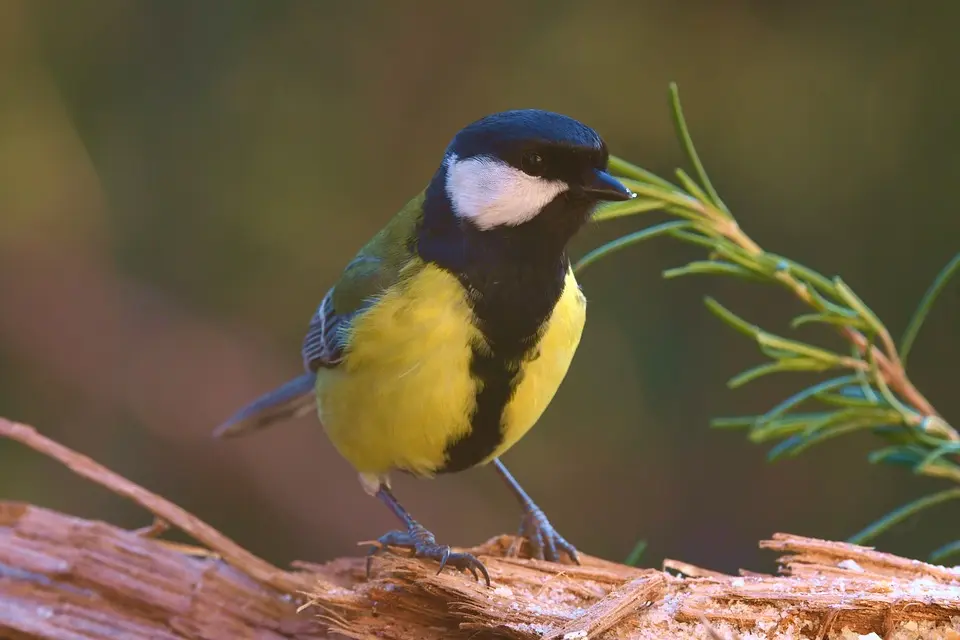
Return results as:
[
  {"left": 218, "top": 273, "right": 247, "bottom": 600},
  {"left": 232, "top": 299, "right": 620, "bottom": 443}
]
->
[
  {"left": 301, "top": 289, "right": 349, "bottom": 370},
  {"left": 301, "top": 254, "right": 382, "bottom": 371}
]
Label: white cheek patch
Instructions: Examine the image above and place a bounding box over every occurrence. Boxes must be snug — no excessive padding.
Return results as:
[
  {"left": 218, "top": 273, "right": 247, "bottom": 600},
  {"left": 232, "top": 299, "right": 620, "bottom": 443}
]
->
[{"left": 444, "top": 153, "right": 568, "bottom": 229}]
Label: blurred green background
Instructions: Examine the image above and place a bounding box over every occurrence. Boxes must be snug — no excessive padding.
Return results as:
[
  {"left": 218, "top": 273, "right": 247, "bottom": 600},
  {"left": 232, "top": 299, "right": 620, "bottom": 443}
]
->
[{"left": 1, "top": 0, "right": 958, "bottom": 575}]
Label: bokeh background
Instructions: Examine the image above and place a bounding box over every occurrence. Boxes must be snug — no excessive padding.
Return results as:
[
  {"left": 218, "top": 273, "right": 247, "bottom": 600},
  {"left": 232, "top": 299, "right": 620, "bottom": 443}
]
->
[{"left": 1, "top": 0, "right": 958, "bottom": 575}]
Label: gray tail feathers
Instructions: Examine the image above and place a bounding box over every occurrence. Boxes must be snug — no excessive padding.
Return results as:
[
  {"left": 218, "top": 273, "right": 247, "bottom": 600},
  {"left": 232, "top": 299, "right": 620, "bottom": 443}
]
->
[{"left": 213, "top": 372, "right": 317, "bottom": 438}]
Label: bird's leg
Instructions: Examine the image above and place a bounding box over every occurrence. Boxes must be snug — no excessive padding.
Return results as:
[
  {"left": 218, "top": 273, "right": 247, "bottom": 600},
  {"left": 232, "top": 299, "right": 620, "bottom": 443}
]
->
[
  {"left": 366, "top": 484, "right": 491, "bottom": 586},
  {"left": 492, "top": 458, "right": 580, "bottom": 564}
]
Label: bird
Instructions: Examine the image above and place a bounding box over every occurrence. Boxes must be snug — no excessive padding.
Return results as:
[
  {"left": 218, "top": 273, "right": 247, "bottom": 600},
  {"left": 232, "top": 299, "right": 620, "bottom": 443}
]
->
[{"left": 214, "top": 109, "right": 634, "bottom": 585}]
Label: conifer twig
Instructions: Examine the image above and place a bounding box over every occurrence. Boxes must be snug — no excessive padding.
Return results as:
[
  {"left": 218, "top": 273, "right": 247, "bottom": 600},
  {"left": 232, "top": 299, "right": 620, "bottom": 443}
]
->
[{"left": 580, "top": 82, "right": 960, "bottom": 557}]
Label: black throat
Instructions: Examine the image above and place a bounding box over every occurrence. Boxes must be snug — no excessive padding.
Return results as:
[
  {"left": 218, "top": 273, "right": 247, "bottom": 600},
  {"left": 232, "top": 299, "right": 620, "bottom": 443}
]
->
[{"left": 417, "top": 171, "right": 590, "bottom": 473}]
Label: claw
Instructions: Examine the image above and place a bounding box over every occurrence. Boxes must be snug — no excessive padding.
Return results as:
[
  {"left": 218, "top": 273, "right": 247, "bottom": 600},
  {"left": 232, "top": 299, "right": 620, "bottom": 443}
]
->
[
  {"left": 436, "top": 547, "right": 451, "bottom": 574},
  {"left": 466, "top": 564, "right": 479, "bottom": 582},
  {"left": 531, "top": 528, "right": 546, "bottom": 561},
  {"left": 364, "top": 523, "right": 491, "bottom": 586},
  {"left": 558, "top": 535, "right": 580, "bottom": 564}
]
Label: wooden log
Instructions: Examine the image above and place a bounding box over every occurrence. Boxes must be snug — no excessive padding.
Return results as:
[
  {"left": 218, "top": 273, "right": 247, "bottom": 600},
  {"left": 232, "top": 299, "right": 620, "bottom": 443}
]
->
[{"left": 2, "top": 417, "right": 960, "bottom": 639}]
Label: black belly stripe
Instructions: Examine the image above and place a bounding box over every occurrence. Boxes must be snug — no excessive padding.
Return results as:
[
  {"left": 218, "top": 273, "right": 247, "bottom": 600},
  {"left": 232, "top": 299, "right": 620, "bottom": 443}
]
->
[
  {"left": 416, "top": 172, "right": 594, "bottom": 475},
  {"left": 438, "top": 261, "right": 568, "bottom": 474},
  {"left": 441, "top": 339, "right": 524, "bottom": 474}
]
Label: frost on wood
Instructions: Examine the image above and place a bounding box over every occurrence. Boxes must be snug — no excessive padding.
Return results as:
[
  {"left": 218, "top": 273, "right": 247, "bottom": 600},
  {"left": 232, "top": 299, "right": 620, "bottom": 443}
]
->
[{"left": 2, "top": 418, "right": 960, "bottom": 639}]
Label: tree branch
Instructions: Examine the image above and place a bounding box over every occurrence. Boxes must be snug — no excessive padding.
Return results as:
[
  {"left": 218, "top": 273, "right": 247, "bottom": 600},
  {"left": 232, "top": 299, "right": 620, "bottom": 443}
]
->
[{"left": 2, "top": 415, "right": 960, "bottom": 640}]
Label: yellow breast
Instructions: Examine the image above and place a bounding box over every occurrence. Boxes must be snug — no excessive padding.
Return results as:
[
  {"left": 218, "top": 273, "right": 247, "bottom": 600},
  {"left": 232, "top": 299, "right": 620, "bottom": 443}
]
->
[{"left": 315, "top": 261, "right": 586, "bottom": 477}]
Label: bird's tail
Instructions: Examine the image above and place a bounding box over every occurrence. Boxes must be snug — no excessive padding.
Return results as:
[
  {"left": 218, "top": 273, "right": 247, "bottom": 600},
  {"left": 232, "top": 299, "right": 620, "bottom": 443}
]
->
[{"left": 213, "top": 372, "right": 317, "bottom": 438}]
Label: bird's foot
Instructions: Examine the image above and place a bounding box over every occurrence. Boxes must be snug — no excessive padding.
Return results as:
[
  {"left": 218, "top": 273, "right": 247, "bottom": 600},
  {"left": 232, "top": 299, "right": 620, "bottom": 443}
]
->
[
  {"left": 365, "top": 523, "right": 491, "bottom": 586},
  {"left": 511, "top": 505, "right": 580, "bottom": 564}
]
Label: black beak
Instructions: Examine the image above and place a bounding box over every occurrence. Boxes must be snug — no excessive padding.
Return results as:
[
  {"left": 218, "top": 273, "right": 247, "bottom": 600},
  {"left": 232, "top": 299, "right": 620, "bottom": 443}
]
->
[{"left": 582, "top": 168, "right": 635, "bottom": 201}]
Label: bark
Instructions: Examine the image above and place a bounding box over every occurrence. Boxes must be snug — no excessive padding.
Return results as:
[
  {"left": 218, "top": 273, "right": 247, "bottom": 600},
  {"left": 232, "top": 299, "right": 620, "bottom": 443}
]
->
[{"left": 2, "top": 417, "right": 959, "bottom": 640}]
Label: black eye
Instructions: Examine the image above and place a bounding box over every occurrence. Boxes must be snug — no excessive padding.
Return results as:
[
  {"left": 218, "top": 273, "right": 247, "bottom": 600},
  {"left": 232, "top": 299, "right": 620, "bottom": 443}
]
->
[{"left": 520, "top": 152, "right": 545, "bottom": 176}]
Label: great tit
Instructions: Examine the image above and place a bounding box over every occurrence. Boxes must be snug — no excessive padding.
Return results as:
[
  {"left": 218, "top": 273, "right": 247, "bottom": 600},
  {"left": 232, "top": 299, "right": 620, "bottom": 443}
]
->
[{"left": 215, "top": 109, "right": 634, "bottom": 585}]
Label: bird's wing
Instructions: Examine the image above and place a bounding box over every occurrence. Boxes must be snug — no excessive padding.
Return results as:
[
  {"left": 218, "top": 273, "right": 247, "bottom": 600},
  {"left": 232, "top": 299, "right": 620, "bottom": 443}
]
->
[
  {"left": 301, "top": 254, "right": 383, "bottom": 369},
  {"left": 302, "top": 193, "right": 426, "bottom": 371},
  {"left": 214, "top": 194, "right": 426, "bottom": 439}
]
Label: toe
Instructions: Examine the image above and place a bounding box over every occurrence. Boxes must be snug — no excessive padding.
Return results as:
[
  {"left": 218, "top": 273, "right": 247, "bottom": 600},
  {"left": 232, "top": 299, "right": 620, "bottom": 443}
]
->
[
  {"left": 543, "top": 531, "right": 559, "bottom": 563},
  {"left": 460, "top": 555, "right": 485, "bottom": 584},
  {"left": 520, "top": 514, "right": 546, "bottom": 560},
  {"left": 375, "top": 529, "right": 414, "bottom": 550},
  {"left": 366, "top": 529, "right": 414, "bottom": 579},
  {"left": 432, "top": 550, "right": 491, "bottom": 587},
  {"left": 556, "top": 535, "right": 580, "bottom": 564},
  {"left": 532, "top": 529, "right": 547, "bottom": 561},
  {"left": 518, "top": 508, "right": 579, "bottom": 564},
  {"left": 460, "top": 554, "right": 490, "bottom": 586}
]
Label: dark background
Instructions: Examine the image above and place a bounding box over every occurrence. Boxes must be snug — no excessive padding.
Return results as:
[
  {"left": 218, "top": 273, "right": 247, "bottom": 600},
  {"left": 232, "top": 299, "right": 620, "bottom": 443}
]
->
[{"left": 1, "top": 1, "right": 958, "bottom": 575}]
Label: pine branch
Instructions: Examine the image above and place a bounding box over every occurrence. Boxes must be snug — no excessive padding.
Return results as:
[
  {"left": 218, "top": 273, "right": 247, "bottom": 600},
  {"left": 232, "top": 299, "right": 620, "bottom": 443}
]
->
[{"left": 582, "top": 82, "right": 960, "bottom": 556}]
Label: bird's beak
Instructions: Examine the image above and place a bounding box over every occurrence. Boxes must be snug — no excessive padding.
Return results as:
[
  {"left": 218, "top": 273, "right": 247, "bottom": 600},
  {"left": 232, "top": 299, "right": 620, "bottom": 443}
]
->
[{"left": 582, "top": 169, "right": 635, "bottom": 201}]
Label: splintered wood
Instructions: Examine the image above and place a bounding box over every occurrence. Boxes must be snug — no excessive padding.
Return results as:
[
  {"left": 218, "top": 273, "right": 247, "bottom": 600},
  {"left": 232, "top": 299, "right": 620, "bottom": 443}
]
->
[
  {"left": 3, "top": 417, "right": 960, "bottom": 639},
  {"left": 307, "top": 534, "right": 960, "bottom": 639},
  {"left": 3, "top": 512, "right": 960, "bottom": 640}
]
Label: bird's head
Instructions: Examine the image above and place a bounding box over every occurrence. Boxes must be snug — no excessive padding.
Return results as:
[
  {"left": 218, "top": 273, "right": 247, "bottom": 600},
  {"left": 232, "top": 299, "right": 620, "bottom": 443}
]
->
[{"left": 433, "top": 109, "right": 634, "bottom": 237}]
